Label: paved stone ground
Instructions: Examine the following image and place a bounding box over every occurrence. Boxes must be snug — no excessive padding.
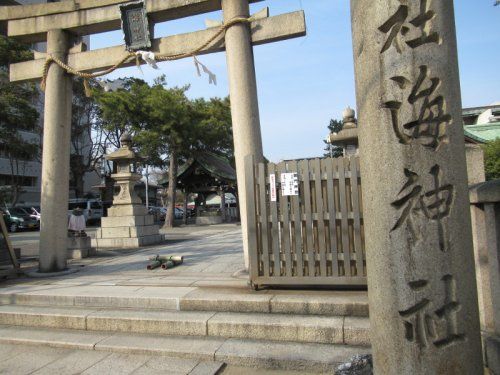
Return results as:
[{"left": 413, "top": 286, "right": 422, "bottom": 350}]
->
[
  {"left": 7, "top": 224, "right": 246, "bottom": 286},
  {"left": 8, "top": 223, "right": 239, "bottom": 258},
  {"left": 0, "top": 342, "right": 320, "bottom": 375},
  {"left": 220, "top": 366, "right": 320, "bottom": 375},
  {"left": 0, "top": 342, "right": 225, "bottom": 375},
  {"left": 70, "top": 223, "right": 246, "bottom": 288},
  {"left": 2, "top": 223, "right": 368, "bottom": 306}
]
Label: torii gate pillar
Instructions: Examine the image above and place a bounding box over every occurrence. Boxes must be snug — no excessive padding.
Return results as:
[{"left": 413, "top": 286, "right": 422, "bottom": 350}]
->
[
  {"left": 39, "top": 29, "right": 73, "bottom": 272},
  {"left": 222, "top": 0, "right": 264, "bottom": 269}
]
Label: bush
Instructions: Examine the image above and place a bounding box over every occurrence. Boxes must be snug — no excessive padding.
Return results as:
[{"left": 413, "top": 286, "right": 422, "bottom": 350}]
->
[{"left": 483, "top": 138, "right": 500, "bottom": 180}]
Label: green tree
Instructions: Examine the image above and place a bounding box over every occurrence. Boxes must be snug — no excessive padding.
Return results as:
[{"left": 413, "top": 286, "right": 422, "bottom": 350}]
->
[
  {"left": 135, "top": 77, "right": 196, "bottom": 228},
  {"left": 483, "top": 138, "right": 500, "bottom": 180},
  {"left": 324, "top": 119, "right": 344, "bottom": 158},
  {"left": 193, "top": 97, "right": 233, "bottom": 153},
  {"left": 191, "top": 96, "right": 234, "bottom": 161},
  {"left": 0, "top": 35, "right": 39, "bottom": 206},
  {"left": 95, "top": 77, "right": 149, "bottom": 139}
]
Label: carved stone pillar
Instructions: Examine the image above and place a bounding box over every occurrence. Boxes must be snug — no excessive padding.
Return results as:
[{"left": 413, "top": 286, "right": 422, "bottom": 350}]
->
[{"left": 350, "top": 1, "right": 482, "bottom": 373}]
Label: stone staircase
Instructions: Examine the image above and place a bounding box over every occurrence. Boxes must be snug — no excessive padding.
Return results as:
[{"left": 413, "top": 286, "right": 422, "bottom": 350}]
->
[{"left": 0, "top": 286, "right": 370, "bottom": 373}]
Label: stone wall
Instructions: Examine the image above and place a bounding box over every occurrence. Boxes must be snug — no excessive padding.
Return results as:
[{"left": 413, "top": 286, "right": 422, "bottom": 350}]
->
[
  {"left": 465, "top": 144, "right": 486, "bottom": 185},
  {"left": 469, "top": 179, "right": 500, "bottom": 374}
]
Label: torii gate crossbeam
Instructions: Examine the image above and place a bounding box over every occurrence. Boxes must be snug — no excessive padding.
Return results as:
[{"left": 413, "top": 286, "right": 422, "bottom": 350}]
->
[{"left": 1, "top": 0, "right": 306, "bottom": 273}]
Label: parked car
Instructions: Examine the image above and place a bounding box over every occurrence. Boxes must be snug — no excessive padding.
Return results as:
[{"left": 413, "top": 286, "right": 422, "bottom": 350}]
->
[
  {"left": 1, "top": 207, "right": 40, "bottom": 232},
  {"left": 18, "top": 206, "right": 41, "bottom": 223},
  {"left": 174, "top": 207, "right": 184, "bottom": 219},
  {"left": 149, "top": 207, "right": 184, "bottom": 221},
  {"left": 184, "top": 208, "right": 195, "bottom": 218},
  {"left": 68, "top": 199, "right": 103, "bottom": 224},
  {"left": 148, "top": 206, "right": 165, "bottom": 222}
]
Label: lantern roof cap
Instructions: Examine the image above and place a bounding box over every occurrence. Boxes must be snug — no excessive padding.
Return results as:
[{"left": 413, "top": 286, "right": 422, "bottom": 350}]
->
[{"left": 105, "top": 133, "right": 143, "bottom": 161}]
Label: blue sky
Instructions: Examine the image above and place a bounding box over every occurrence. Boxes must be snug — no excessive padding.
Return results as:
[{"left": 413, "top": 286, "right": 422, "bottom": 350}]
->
[{"left": 92, "top": 1, "right": 500, "bottom": 162}]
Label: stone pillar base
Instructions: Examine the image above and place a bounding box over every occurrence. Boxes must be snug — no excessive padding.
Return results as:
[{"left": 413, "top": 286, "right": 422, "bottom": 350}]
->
[
  {"left": 94, "top": 204, "right": 164, "bottom": 249},
  {"left": 67, "top": 236, "right": 93, "bottom": 259},
  {"left": 0, "top": 248, "right": 20, "bottom": 264},
  {"left": 92, "top": 234, "right": 164, "bottom": 248},
  {"left": 195, "top": 216, "right": 224, "bottom": 225},
  {"left": 485, "top": 334, "right": 500, "bottom": 375}
]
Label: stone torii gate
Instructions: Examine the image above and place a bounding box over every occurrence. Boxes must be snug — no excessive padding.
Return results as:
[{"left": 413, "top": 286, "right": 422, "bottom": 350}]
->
[
  {"left": 0, "top": 0, "right": 305, "bottom": 273},
  {"left": 1, "top": 1, "right": 486, "bottom": 373}
]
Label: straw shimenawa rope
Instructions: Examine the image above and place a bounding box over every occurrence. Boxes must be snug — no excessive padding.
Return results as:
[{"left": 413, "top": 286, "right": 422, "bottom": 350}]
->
[{"left": 40, "top": 17, "right": 251, "bottom": 96}]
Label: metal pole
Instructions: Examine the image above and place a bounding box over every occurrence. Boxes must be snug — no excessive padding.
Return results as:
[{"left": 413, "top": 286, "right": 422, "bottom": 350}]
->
[{"left": 145, "top": 165, "right": 149, "bottom": 210}]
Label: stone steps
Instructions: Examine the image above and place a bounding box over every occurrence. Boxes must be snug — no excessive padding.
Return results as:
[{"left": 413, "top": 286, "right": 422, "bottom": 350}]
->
[
  {"left": 0, "top": 325, "right": 370, "bottom": 373},
  {"left": 0, "top": 285, "right": 369, "bottom": 316},
  {"left": 0, "top": 286, "right": 370, "bottom": 372},
  {"left": 0, "top": 304, "right": 370, "bottom": 346}
]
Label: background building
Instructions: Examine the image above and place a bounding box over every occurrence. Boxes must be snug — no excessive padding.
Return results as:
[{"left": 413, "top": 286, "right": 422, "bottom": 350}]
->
[
  {"left": 0, "top": 0, "right": 99, "bottom": 206},
  {"left": 463, "top": 103, "right": 500, "bottom": 184},
  {"left": 463, "top": 103, "right": 500, "bottom": 143}
]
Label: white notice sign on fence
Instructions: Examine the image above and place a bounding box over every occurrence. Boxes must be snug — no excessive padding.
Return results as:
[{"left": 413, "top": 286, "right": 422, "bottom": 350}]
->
[
  {"left": 269, "top": 174, "right": 277, "bottom": 202},
  {"left": 281, "top": 173, "right": 299, "bottom": 196}
]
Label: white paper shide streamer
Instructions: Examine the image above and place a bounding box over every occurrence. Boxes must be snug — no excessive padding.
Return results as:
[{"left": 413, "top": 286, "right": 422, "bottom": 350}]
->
[
  {"left": 193, "top": 56, "right": 217, "bottom": 85},
  {"left": 97, "top": 78, "right": 127, "bottom": 92},
  {"left": 136, "top": 50, "right": 159, "bottom": 69}
]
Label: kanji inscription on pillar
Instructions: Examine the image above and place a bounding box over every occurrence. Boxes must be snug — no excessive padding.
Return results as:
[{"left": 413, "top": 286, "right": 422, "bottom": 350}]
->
[
  {"left": 391, "top": 165, "right": 454, "bottom": 252},
  {"left": 399, "top": 275, "right": 465, "bottom": 349},
  {"left": 379, "top": 0, "right": 440, "bottom": 54},
  {"left": 384, "top": 65, "right": 452, "bottom": 150}
]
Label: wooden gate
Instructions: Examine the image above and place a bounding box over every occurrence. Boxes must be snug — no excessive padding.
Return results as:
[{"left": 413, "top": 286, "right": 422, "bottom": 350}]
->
[{"left": 245, "top": 155, "right": 366, "bottom": 287}]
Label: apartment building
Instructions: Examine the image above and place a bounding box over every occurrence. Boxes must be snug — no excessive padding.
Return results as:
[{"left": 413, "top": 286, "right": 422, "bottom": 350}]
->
[{"left": 0, "top": 0, "right": 100, "bottom": 205}]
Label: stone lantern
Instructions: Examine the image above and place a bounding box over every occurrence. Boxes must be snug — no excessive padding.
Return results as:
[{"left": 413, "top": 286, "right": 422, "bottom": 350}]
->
[
  {"left": 94, "top": 133, "right": 164, "bottom": 248},
  {"left": 327, "top": 106, "right": 359, "bottom": 157},
  {"left": 106, "top": 133, "right": 143, "bottom": 206}
]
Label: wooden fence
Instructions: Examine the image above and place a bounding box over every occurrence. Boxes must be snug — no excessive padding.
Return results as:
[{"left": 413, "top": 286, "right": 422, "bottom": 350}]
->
[{"left": 245, "top": 155, "right": 366, "bottom": 288}]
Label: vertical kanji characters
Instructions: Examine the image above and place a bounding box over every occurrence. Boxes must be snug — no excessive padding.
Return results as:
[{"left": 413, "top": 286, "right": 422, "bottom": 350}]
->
[
  {"left": 391, "top": 168, "right": 422, "bottom": 240},
  {"left": 420, "top": 165, "right": 454, "bottom": 252},
  {"left": 385, "top": 65, "right": 451, "bottom": 150},
  {"left": 391, "top": 165, "right": 454, "bottom": 252},
  {"left": 433, "top": 274, "right": 465, "bottom": 348},
  {"left": 379, "top": 0, "right": 440, "bottom": 54},
  {"left": 399, "top": 275, "right": 465, "bottom": 349},
  {"left": 399, "top": 280, "right": 437, "bottom": 348}
]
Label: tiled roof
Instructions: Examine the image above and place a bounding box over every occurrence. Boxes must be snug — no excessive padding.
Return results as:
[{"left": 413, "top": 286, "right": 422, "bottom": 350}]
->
[
  {"left": 464, "top": 122, "right": 500, "bottom": 143},
  {"left": 158, "top": 151, "right": 235, "bottom": 186}
]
